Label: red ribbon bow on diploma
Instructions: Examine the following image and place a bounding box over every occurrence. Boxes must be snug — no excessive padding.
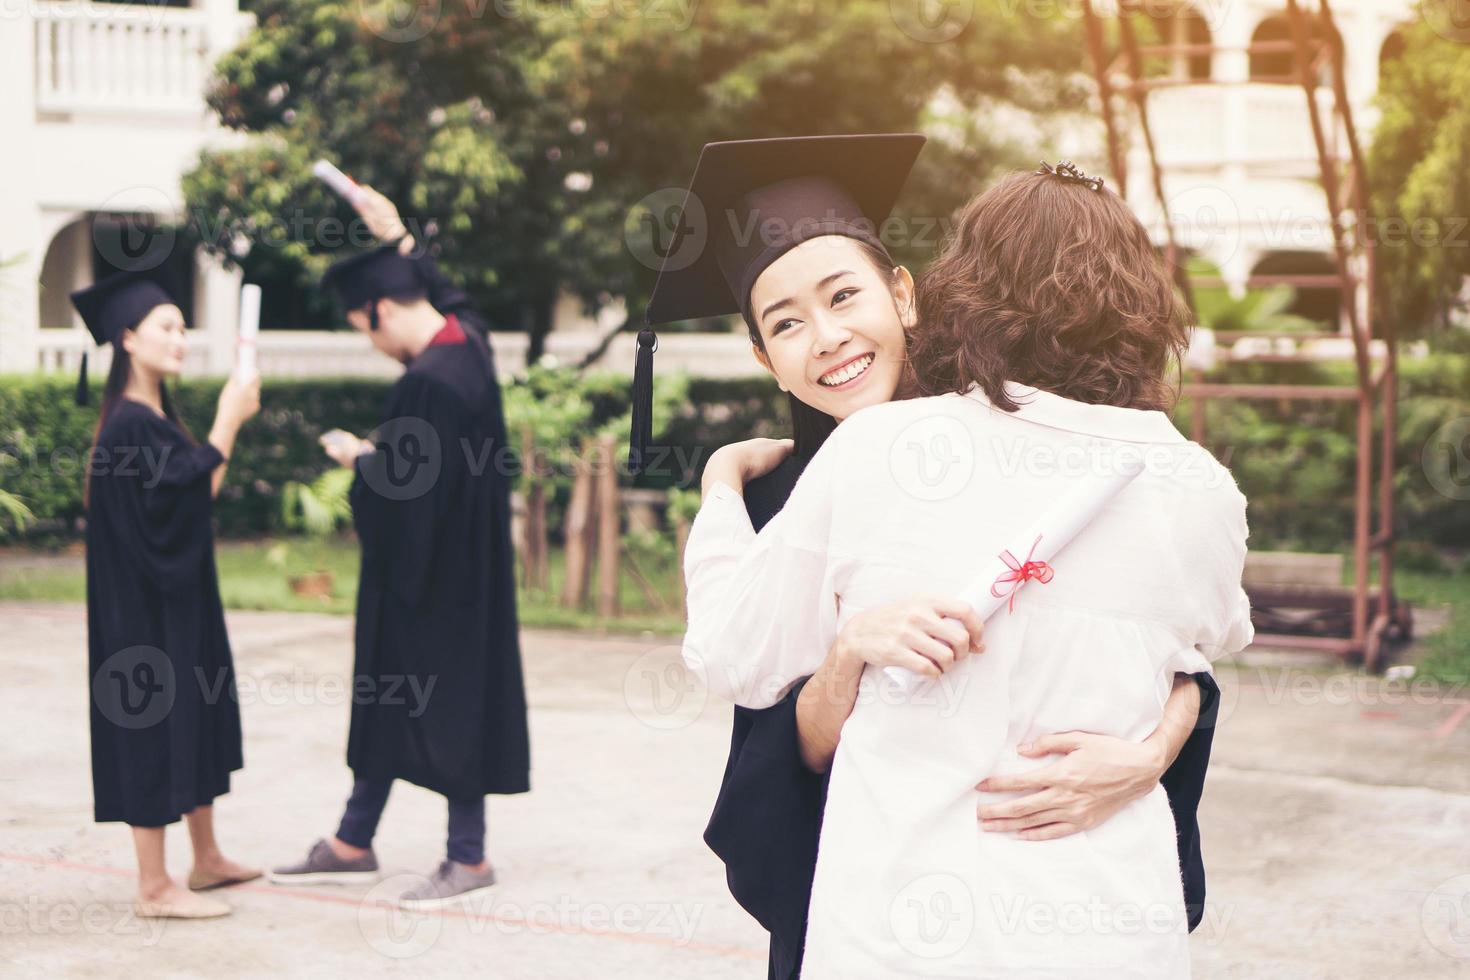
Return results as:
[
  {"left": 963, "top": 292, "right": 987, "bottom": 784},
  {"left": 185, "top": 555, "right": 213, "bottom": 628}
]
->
[{"left": 990, "top": 534, "right": 1055, "bottom": 613}]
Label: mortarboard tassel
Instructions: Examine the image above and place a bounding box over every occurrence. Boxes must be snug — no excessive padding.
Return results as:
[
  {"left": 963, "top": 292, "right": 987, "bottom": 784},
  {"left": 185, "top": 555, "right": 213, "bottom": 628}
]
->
[
  {"left": 628, "top": 328, "right": 657, "bottom": 475},
  {"left": 75, "top": 351, "right": 89, "bottom": 407}
]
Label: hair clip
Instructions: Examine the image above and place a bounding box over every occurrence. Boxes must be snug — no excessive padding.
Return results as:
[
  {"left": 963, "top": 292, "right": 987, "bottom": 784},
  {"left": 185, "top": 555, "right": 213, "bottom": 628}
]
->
[{"left": 1036, "top": 160, "right": 1105, "bottom": 192}]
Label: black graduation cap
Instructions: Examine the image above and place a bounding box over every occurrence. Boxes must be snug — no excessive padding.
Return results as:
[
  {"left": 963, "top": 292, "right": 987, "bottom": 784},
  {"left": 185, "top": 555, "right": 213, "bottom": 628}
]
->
[
  {"left": 629, "top": 133, "right": 926, "bottom": 473},
  {"left": 69, "top": 267, "right": 182, "bottom": 407},
  {"left": 320, "top": 242, "right": 428, "bottom": 320}
]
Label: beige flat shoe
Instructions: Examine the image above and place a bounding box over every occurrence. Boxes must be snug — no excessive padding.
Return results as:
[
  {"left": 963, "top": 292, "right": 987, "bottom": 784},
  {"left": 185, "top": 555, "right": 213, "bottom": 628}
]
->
[
  {"left": 188, "top": 867, "right": 263, "bottom": 891},
  {"left": 135, "top": 892, "right": 232, "bottom": 919}
]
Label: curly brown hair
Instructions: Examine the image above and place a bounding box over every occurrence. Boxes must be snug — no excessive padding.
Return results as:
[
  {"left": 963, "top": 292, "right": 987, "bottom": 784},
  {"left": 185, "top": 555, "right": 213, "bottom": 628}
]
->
[{"left": 908, "top": 170, "right": 1189, "bottom": 413}]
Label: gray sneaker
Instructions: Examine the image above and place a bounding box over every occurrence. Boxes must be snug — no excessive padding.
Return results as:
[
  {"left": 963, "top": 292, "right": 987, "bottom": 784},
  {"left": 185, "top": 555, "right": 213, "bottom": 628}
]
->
[
  {"left": 269, "top": 838, "right": 380, "bottom": 886},
  {"left": 397, "top": 860, "right": 497, "bottom": 911}
]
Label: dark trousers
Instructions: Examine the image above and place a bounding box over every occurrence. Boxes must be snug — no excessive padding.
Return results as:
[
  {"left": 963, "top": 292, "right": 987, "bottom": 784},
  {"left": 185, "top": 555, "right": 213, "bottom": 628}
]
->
[{"left": 335, "top": 776, "right": 486, "bottom": 865}]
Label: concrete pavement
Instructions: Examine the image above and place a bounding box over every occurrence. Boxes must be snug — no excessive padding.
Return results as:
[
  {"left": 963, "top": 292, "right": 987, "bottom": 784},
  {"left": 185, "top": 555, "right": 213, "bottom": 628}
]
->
[{"left": 2, "top": 601, "right": 1467, "bottom": 978}]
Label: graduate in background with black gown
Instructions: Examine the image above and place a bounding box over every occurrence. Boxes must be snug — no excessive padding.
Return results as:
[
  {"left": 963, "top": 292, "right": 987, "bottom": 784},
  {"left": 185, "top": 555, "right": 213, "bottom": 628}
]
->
[
  {"left": 77, "top": 267, "right": 262, "bottom": 920},
  {"left": 272, "top": 197, "right": 529, "bottom": 910}
]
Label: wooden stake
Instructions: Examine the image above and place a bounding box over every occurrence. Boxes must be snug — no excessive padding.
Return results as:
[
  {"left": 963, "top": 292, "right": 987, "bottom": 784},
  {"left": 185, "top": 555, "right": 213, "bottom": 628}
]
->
[
  {"left": 561, "top": 435, "right": 596, "bottom": 608},
  {"left": 520, "top": 427, "right": 549, "bottom": 591},
  {"left": 596, "top": 433, "right": 621, "bottom": 618}
]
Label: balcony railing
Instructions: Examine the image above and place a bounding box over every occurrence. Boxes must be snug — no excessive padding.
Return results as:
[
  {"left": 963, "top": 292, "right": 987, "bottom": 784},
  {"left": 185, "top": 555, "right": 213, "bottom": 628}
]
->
[
  {"left": 34, "top": 328, "right": 768, "bottom": 380},
  {"left": 33, "top": 2, "right": 247, "bottom": 115},
  {"left": 1141, "top": 83, "right": 1346, "bottom": 169}
]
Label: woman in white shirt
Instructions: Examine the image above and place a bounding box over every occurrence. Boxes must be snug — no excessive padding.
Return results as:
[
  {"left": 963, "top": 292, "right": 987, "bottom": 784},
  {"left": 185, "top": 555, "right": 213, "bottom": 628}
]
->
[{"left": 682, "top": 162, "right": 1253, "bottom": 977}]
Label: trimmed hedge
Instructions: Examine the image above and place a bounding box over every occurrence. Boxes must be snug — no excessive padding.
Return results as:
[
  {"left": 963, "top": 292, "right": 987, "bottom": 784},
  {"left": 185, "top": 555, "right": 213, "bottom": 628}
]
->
[
  {"left": 1, "top": 355, "right": 1466, "bottom": 550},
  {"left": 0, "top": 374, "right": 788, "bottom": 540},
  {"left": 0, "top": 377, "right": 389, "bottom": 538}
]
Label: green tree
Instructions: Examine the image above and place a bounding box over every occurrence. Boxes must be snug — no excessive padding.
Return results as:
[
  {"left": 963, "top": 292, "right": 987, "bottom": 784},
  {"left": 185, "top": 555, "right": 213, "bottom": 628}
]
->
[
  {"left": 1369, "top": 19, "right": 1470, "bottom": 337},
  {"left": 185, "top": 0, "right": 1082, "bottom": 357}
]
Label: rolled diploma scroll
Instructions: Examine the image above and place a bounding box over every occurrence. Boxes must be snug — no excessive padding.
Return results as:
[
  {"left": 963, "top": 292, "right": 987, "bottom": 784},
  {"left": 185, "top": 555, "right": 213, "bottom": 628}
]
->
[
  {"left": 882, "top": 456, "right": 1147, "bottom": 690},
  {"left": 236, "top": 284, "right": 261, "bottom": 381},
  {"left": 312, "top": 159, "right": 365, "bottom": 206}
]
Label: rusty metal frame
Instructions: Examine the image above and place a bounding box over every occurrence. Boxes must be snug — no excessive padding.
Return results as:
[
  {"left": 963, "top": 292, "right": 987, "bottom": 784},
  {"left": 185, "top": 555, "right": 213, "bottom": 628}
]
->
[{"left": 1080, "top": 0, "right": 1406, "bottom": 669}]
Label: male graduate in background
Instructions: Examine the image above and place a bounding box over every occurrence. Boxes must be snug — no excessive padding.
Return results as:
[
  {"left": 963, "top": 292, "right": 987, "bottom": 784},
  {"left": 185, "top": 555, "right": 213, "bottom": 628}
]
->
[{"left": 272, "top": 195, "right": 529, "bottom": 909}]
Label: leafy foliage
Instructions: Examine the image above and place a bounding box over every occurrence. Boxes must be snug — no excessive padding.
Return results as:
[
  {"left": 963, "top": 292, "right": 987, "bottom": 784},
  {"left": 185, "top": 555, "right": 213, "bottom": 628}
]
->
[
  {"left": 1369, "top": 21, "right": 1470, "bottom": 337},
  {"left": 184, "top": 0, "right": 1083, "bottom": 353},
  {"left": 6, "top": 356, "right": 1466, "bottom": 548},
  {"left": 280, "top": 466, "right": 355, "bottom": 535}
]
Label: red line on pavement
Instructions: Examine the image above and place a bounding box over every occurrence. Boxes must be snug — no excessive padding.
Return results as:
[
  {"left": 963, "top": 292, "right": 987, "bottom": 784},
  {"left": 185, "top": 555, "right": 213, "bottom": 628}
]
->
[
  {"left": 1430, "top": 702, "right": 1470, "bottom": 740},
  {"left": 0, "top": 851, "right": 763, "bottom": 961}
]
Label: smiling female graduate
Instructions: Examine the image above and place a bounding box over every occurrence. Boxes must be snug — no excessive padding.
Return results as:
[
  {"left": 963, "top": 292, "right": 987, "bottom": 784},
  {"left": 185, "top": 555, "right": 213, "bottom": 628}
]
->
[
  {"left": 75, "top": 267, "right": 262, "bottom": 920},
  {"left": 632, "top": 136, "right": 1226, "bottom": 979}
]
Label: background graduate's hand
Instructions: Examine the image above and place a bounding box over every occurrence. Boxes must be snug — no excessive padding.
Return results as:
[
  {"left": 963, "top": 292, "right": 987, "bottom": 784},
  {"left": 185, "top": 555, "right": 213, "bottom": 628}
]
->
[
  {"left": 353, "top": 184, "right": 413, "bottom": 254},
  {"left": 321, "top": 429, "right": 368, "bottom": 468},
  {"left": 834, "top": 598, "right": 985, "bottom": 679},
  {"left": 215, "top": 372, "right": 261, "bottom": 433},
  {"left": 207, "top": 374, "right": 261, "bottom": 492},
  {"left": 700, "top": 438, "right": 794, "bottom": 497},
  {"left": 974, "top": 733, "right": 1167, "bottom": 841}
]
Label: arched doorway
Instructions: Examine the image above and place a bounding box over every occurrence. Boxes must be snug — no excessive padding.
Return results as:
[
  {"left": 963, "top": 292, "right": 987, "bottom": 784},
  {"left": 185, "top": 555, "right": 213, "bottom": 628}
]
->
[
  {"left": 37, "top": 216, "right": 89, "bottom": 330},
  {"left": 1250, "top": 13, "right": 1341, "bottom": 85},
  {"left": 1251, "top": 250, "right": 1340, "bottom": 327},
  {"left": 39, "top": 212, "right": 197, "bottom": 330}
]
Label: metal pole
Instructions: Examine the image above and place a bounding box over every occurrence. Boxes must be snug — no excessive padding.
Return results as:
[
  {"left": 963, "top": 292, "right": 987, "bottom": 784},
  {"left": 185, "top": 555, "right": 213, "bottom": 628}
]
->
[{"left": 1082, "top": 0, "right": 1128, "bottom": 195}]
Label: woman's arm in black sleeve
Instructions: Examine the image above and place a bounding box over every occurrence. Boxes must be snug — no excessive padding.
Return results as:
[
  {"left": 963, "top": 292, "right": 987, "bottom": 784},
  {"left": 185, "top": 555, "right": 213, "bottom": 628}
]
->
[{"left": 1160, "top": 671, "right": 1220, "bottom": 932}]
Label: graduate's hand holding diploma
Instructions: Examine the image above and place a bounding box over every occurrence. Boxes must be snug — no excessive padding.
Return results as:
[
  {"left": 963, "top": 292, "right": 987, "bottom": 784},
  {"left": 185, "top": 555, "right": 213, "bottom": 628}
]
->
[
  {"left": 314, "top": 159, "right": 414, "bottom": 254},
  {"left": 351, "top": 184, "right": 415, "bottom": 254},
  {"left": 206, "top": 374, "right": 261, "bottom": 496},
  {"left": 835, "top": 599, "right": 986, "bottom": 679}
]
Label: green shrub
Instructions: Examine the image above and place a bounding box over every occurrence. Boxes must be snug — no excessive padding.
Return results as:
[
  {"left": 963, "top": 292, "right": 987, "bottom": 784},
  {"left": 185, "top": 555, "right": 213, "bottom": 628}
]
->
[
  {"left": 0, "top": 376, "right": 387, "bottom": 538},
  {"left": 2, "top": 354, "right": 1465, "bottom": 549}
]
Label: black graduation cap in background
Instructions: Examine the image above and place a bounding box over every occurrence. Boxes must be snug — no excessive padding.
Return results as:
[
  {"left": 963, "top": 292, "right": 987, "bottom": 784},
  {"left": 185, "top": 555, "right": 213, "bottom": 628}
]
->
[
  {"left": 629, "top": 133, "right": 926, "bottom": 474},
  {"left": 69, "top": 266, "right": 183, "bottom": 407},
  {"left": 320, "top": 242, "right": 428, "bottom": 323}
]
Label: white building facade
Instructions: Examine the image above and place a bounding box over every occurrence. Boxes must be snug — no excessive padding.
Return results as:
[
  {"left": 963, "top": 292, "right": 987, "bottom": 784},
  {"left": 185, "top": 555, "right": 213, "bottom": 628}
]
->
[
  {"left": 2, "top": 0, "right": 255, "bottom": 376},
  {"left": 1118, "top": 0, "right": 1416, "bottom": 310}
]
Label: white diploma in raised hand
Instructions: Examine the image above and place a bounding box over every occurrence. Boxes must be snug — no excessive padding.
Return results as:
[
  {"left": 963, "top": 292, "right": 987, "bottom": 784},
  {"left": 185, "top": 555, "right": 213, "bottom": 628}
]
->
[
  {"left": 235, "top": 283, "right": 261, "bottom": 382},
  {"left": 312, "top": 158, "right": 366, "bottom": 206},
  {"left": 884, "top": 456, "right": 1147, "bottom": 690}
]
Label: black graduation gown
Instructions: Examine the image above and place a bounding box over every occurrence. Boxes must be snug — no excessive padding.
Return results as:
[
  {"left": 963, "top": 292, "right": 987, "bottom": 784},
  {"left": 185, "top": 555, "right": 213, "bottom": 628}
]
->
[
  {"left": 346, "top": 322, "right": 530, "bottom": 800},
  {"left": 85, "top": 400, "right": 242, "bottom": 827},
  {"left": 702, "top": 455, "right": 1220, "bottom": 980}
]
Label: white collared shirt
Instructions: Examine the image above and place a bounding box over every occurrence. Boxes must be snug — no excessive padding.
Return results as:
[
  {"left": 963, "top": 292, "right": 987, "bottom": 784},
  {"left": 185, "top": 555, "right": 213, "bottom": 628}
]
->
[{"left": 682, "top": 382, "right": 1253, "bottom": 977}]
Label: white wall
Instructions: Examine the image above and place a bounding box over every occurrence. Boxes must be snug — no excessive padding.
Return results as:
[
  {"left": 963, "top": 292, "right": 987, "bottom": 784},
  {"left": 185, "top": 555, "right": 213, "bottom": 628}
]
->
[{"left": 2, "top": 0, "right": 252, "bottom": 375}]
